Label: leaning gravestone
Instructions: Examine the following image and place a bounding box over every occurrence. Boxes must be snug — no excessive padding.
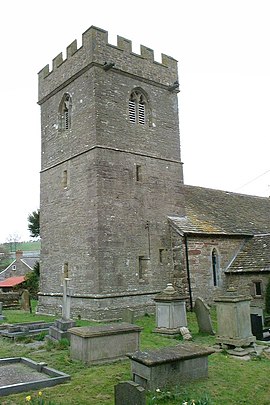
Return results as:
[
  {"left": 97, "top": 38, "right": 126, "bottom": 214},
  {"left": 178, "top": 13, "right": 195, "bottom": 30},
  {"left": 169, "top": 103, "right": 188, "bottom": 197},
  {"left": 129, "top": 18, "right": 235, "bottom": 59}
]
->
[
  {"left": 114, "top": 381, "right": 146, "bottom": 405},
  {"left": 194, "top": 297, "right": 215, "bottom": 335}
]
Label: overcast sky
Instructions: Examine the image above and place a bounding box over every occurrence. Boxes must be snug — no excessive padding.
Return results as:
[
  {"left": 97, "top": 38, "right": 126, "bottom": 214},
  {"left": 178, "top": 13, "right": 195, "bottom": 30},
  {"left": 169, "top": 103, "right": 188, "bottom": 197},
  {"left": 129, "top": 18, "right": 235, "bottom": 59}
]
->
[{"left": 0, "top": 0, "right": 270, "bottom": 243}]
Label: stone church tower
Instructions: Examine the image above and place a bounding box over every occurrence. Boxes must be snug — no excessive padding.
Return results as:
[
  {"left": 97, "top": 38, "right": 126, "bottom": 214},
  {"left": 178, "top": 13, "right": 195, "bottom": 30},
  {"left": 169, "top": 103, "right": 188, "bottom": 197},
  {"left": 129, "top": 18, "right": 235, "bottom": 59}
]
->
[{"left": 37, "top": 26, "right": 184, "bottom": 320}]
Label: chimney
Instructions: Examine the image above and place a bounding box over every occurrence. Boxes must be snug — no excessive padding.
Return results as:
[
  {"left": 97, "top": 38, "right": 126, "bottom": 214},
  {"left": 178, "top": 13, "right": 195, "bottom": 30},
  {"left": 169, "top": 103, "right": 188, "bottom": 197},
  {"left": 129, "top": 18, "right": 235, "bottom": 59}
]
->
[{"left": 15, "top": 250, "right": 23, "bottom": 261}]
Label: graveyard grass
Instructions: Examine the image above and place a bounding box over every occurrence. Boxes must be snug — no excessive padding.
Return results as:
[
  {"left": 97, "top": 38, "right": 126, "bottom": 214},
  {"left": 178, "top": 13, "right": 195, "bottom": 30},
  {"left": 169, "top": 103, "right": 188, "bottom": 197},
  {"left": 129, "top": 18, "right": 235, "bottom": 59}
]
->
[{"left": 0, "top": 304, "right": 269, "bottom": 405}]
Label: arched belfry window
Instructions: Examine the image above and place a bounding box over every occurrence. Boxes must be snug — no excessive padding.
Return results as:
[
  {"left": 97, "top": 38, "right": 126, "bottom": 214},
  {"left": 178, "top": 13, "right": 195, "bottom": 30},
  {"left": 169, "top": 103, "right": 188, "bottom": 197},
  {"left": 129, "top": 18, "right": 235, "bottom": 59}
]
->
[
  {"left": 129, "top": 90, "right": 147, "bottom": 125},
  {"left": 59, "top": 93, "right": 72, "bottom": 131},
  {"left": 212, "top": 248, "right": 220, "bottom": 287}
]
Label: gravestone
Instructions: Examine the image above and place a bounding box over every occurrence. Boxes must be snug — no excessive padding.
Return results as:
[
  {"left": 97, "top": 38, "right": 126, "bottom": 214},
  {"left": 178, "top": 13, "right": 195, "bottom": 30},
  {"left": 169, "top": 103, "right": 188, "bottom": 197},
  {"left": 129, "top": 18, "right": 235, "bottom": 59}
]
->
[
  {"left": 122, "top": 308, "right": 135, "bottom": 324},
  {"left": 214, "top": 288, "right": 255, "bottom": 349},
  {"left": 0, "top": 303, "right": 5, "bottom": 321},
  {"left": 154, "top": 283, "right": 187, "bottom": 336},
  {"left": 114, "top": 381, "right": 146, "bottom": 405},
  {"left": 194, "top": 297, "right": 215, "bottom": 335},
  {"left": 21, "top": 290, "right": 31, "bottom": 313},
  {"left": 48, "top": 278, "right": 75, "bottom": 342},
  {"left": 250, "top": 314, "right": 263, "bottom": 340}
]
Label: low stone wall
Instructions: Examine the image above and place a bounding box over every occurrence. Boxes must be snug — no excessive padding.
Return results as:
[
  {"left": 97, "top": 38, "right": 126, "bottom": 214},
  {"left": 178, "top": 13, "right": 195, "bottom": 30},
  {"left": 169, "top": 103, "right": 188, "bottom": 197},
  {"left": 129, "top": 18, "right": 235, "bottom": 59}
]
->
[
  {"left": 0, "top": 293, "right": 20, "bottom": 309},
  {"left": 37, "top": 293, "right": 156, "bottom": 321}
]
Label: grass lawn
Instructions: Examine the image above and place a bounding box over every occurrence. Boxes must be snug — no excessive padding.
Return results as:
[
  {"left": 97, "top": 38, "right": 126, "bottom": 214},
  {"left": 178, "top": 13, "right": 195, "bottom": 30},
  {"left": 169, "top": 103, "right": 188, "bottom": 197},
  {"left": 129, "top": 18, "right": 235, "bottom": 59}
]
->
[{"left": 0, "top": 306, "right": 269, "bottom": 404}]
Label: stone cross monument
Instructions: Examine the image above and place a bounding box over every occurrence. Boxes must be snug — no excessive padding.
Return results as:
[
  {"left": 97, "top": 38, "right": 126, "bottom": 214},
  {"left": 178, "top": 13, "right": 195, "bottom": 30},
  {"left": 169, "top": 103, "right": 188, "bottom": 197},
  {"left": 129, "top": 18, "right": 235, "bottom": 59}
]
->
[{"left": 48, "top": 277, "right": 76, "bottom": 342}]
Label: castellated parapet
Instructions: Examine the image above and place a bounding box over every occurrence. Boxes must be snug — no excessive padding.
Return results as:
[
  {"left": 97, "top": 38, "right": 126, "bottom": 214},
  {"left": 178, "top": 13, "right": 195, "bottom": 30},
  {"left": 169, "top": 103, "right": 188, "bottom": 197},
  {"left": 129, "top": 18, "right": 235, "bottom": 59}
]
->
[{"left": 38, "top": 26, "right": 178, "bottom": 103}]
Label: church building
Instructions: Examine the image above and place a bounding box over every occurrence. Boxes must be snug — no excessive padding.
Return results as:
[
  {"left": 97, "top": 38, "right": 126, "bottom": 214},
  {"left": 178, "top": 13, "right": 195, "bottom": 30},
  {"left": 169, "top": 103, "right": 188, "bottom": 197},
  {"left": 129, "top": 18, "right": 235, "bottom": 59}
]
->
[{"left": 37, "top": 26, "right": 270, "bottom": 320}]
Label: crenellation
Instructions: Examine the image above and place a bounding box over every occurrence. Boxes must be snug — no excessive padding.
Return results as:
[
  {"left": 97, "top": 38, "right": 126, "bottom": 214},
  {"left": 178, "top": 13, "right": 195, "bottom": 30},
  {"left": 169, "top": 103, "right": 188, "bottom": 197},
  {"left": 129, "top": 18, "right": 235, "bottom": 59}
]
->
[
  {"left": 67, "top": 40, "right": 78, "bottom": 58},
  {"left": 140, "top": 45, "right": 154, "bottom": 62},
  {"left": 161, "top": 53, "right": 178, "bottom": 69},
  {"left": 52, "top": 53, "right": 64, "bottom": 69},
  {"left": 82, "top": 25, "right": 108, "bottom": 47},
  {"left": 38, "top": 64, "right": 50, "bottom": 79},
  {"left": 117, "top": 35, "right": 132, "bottom": 52},
  {"left": 38, "top": 26, "right": 179, "bottom": 102}
]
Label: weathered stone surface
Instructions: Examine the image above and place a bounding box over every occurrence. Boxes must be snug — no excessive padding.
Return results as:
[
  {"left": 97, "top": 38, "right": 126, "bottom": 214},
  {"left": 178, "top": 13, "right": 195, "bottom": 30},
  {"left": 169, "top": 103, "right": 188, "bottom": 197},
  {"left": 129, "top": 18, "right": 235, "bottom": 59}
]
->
[
  {"left": 21, "top": 290, "right": 31, "bottom": 312},
  {"left": 180, "top": 326, "right": 192, "bottom": 340},
  {"left": 194, "top": 297, "right": 215, "bottom": 335},
  {"left": 69, "top": 323, "right": 142, "bottom": 364},
  {"left": 37, "top": 26, "right": 184, "bottom": 320},
  {"left": 0, "top": 303, "right": 5, "bottom": 321},
  {"left": 48, "top": 319, "right": 76, "bottom": 342},
  {"left": 214, "top": 290, "right": 255, "bottom": 347},
  {"left": 154, "top": 284, "right": 187, "bottom": 335},
  {"left": 127, "top": 344, "right": 214, "bottom": 391},
  {"left": 122, "top": 308, "right": 135, "bottom": 324},
  {"left": 0, "top": 357, "right": 70, "bottom": 396},
  {"left": 114, "top": 381, "right": 146, "bottom": 405}
]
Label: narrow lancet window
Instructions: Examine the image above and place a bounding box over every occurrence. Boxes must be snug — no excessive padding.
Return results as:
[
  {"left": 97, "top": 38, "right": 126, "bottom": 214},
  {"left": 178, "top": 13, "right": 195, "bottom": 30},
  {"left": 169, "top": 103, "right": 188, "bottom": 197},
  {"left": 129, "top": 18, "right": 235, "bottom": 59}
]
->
[
  {"left": 212, "top": 249, "right": 219, "bottom": 287},
  {"left": 63, "top": 170, "right": 68, "bottom": 188},
  {"left": 136, "top": 165, "right": 142, "bottom": 182},
  {"left": 59, "top": 93, "right": 72, "bottom": 131}
]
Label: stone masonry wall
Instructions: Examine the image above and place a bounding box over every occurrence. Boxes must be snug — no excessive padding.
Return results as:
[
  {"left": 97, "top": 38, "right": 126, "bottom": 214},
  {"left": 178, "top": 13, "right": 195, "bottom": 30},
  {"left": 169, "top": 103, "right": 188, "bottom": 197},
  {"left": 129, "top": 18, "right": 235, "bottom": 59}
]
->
[
  {"left": 170, "top": 231, "right": 247, "bottom": 306},
  {"left": 37, "top": 26, "right": 184, "bottom": 319},
  {"left": 186, "top": 236, "right": 244, "bottom": 304}
]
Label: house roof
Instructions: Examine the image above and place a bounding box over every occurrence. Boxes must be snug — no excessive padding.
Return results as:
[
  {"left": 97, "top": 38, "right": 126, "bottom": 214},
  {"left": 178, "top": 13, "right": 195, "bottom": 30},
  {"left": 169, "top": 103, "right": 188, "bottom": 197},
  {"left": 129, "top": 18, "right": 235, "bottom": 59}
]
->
[
  {"left": 226, "top": 234, "right": 270, "bottom": 273},
  {"left": 21, "top": 257, "right": 38, "bottom": 270},
  {"left": 0, "top": 276, "right": 26, "bottom": 287},
  {"left": 169, "top": 185, "right": 270, "bottom": 236}
]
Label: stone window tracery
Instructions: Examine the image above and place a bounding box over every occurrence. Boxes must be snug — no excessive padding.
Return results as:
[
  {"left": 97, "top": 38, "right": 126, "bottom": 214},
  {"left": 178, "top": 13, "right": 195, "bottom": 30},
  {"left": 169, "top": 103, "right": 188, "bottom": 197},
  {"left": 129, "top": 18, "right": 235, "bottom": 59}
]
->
[{"left": 129, "top": 90, "right": 147, "bottom": 125}]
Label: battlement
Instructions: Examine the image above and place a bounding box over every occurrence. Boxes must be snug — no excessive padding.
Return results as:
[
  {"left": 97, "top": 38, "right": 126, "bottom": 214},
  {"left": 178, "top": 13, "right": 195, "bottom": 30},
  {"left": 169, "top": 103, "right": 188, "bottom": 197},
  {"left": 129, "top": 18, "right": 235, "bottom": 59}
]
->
[{"left": 38, "top": 26, "right": 178, "bottom": 102}]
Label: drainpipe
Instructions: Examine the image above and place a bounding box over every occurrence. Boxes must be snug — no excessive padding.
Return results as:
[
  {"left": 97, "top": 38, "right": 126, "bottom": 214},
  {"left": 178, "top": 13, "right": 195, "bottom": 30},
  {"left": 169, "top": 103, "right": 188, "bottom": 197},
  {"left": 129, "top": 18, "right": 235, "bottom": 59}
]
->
[
  {"left": 184, "top": 234, "right": 193, "bottom": 311},
  {"left": 145, "top": 221, "right": 151, "bottom": 258}
]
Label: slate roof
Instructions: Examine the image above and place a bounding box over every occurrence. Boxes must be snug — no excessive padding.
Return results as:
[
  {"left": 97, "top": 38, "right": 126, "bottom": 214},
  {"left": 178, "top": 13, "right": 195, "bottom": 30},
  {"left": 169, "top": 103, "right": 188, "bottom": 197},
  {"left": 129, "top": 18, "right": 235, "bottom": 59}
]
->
[
  {"left": 169, "top": 185, "right": 270, "bottom": 236},
  {"left": 226, "top": 234, "right": 270, "bottom": 273},
  {"left": 21, "top": 257, "right": 38, "bottom": 270}
]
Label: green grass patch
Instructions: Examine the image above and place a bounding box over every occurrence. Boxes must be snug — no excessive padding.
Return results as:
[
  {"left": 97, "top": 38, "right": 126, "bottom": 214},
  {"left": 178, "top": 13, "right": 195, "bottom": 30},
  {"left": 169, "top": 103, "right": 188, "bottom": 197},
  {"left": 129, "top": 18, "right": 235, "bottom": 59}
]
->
[
  {"left": 0, "top": 306, "right": 269, "bottom": 404},
  {"left": 2, "top": 241, "right": 41, "bottom": 253}
]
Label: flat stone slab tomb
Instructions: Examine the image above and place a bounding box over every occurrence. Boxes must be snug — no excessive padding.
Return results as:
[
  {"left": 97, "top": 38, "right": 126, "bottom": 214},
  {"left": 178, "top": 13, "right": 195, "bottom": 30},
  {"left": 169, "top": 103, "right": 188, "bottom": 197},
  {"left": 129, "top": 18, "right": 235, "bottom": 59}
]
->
[
  {"left": 127, "top": 343, "right": 215, "bottom": 391},
  {"left": 69, "top": 322, "right": 142, "bottom": 365},
  {"left": 0, "top": 357, "right": 70, "bottom": 396}
]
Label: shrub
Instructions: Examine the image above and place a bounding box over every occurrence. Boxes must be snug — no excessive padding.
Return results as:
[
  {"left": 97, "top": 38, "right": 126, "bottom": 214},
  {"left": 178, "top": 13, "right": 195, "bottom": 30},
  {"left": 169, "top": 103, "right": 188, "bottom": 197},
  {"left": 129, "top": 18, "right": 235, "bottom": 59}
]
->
[{"left": 24, "top": 262, "right": 40, "bottom": 299}]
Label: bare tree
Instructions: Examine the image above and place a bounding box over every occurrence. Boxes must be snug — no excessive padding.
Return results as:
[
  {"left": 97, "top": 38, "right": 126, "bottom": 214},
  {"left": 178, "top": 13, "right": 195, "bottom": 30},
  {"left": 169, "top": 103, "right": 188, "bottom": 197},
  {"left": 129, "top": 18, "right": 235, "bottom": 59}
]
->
[{"left": 6, "top": 233, "right": 21, "bottom": 252}]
